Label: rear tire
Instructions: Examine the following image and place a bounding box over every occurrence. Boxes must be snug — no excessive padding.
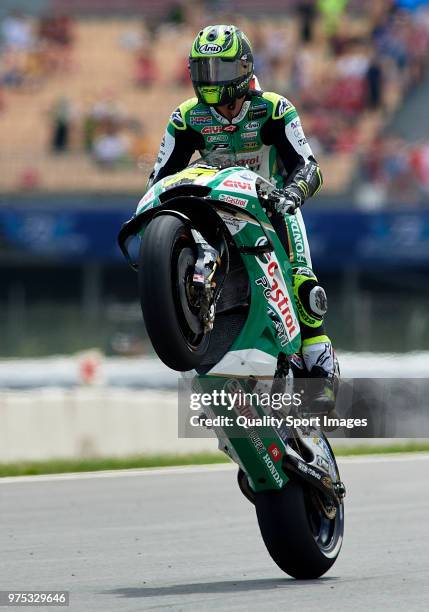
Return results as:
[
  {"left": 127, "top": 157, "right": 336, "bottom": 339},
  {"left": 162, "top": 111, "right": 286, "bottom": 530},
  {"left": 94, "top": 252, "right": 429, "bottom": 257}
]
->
[
  {"left": 138, "top": 214, "right": 210, "bottom": 370},
  {"left": 255, "top": 480, "right": 344, "bottom": 579}
]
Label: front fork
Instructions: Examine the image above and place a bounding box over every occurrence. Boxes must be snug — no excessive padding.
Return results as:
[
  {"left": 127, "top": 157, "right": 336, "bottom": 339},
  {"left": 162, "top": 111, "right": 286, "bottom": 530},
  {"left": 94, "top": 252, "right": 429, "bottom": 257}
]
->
[{"left": 189, "top": 228, "right": 228, "bottom": 333}]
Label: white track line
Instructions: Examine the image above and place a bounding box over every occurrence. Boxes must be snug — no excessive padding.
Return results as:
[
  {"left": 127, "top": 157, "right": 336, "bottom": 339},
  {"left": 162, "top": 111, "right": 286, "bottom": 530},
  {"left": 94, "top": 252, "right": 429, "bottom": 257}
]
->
[{"left": 1, "top": 452, "right": 429, "bottom": 485}]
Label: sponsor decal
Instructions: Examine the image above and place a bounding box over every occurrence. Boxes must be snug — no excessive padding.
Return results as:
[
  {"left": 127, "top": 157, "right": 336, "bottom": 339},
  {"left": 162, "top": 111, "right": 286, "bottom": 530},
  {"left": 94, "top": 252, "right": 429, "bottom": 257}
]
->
[
  {"left": 244, "top": 121, "right": 260, "bottom": 130},
  {"left": 170, "top": 108, "right": 184, "bottom": 128},
  {"left": 137, "top": 188, "right": 155, "bottom": 212},
  {"left": 202, "top": 125, "right": 238, "bottom": 135},
  {"left": 290, "top": 119, "right": 301, "bottom": 129},
  {"left": 249, "top": 430, "right": 265, "bottom": 454},
  {"left": 267, "top": 442, "right": 282, "bottom": 463},
  {"left": 294, "top": 266, "right": 313, "bottom": 277},
  {"left": 236, "top": 155, "right": 260, "bottom": 168},
  {"left": 190, "top": 115, "right": 212, "bottom": 125},
  {"left": 269, "top": 312, "right": 288, "bottom": 347},
  {"left": 313, "top": 438, "right": 337, "bottom": 476},
  {"left": 255, "top": 255, "right": 299, "bottom": 339},
  {"left": 290, "top": 352, "right": 305, "bottom": 369},
  {"left": 297, "top": 461, "right": 322, "bottom": 480},
  {"left": 211, "top": 143, "right": 229, "bottom": 150},
  {"left": 275, "top": 97, "right": 292, "bottom": 118},
  {"left": 248, "top": 108, "right": 267, "bottom": 119},
  {"left": 222, "top": 178, "right": 253, "bottom": 191},
  {"left": 198, "top": 43, "right": 222, "bottom": 54},
  {"left": 241, "top": 131, "right": 257, "bottom": 139},
  {"left": 317, "top": 455, "right": 330, "bottom": 471},
  {"left": 218, "top": 214, "right": 242, "bottom": 235},
  {"left": 243, "top": 141, "right": 259, "bottom": 150},
  {"left": 223, "top": 124, "right": 238, "bottom": 133},
  {"left": 202, "top": 126, "right": 223, "bottom": 135},
  {"left": 289, "top": 215, "right": 307, "bottom": 264},
  {"left": 155, "top": 135, "right": 165, "bottom": 165},
  {"left": 219, "top": 193, "right": 248, "bottom": 207},
  {"left": 190, "top": 108, "right": 211, "bottom": 115},
  {"left": 207, "top": 134, "right": 228, "bottom": 142},
  {"left": 248, "top": 102, "right": 267, "bottom": 119},
  {"left": 279, "top": 98, "right": 290, "bottom": 113},
  {"left": 263, "top": 453, "right": 284, "bottom": 487},
  {"left": 298, "top": 138, "right": 307, "bottom": 146},
  {"left": 224, "top": 378, "right": 266, "bottom": 454}
]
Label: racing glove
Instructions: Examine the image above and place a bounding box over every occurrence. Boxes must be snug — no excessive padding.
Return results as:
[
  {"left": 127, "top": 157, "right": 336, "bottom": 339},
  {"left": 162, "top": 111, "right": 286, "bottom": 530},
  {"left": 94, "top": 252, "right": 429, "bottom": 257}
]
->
[{"left": 266, "top": 185, "right": 303, "bottom": 216}]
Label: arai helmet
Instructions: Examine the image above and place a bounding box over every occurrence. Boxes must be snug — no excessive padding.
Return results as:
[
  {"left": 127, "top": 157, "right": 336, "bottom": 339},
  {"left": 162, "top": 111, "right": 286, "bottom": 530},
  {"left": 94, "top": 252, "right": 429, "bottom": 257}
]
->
[{"left": 189, "top": 25, "right": 254, "bottom": 106}]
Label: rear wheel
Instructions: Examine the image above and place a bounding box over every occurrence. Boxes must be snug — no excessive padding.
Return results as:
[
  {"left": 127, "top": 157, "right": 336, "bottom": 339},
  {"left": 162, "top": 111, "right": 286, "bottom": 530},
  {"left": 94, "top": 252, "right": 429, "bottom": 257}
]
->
[
  {"left": 138, "top": 214, "right": 210, "bottom": 370},
  {"left": 255, "top": 480, "right": 344, "bottom": 579}
]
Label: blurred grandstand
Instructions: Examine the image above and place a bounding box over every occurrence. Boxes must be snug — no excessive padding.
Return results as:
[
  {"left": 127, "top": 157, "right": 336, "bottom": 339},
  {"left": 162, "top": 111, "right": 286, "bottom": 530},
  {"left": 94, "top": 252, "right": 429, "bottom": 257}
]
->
[
  {"left": 1, "top": 0, "right": 429, "bottom": 357},
  {"left": 1, "top": 0, "right": 429, "bottom": 196}
]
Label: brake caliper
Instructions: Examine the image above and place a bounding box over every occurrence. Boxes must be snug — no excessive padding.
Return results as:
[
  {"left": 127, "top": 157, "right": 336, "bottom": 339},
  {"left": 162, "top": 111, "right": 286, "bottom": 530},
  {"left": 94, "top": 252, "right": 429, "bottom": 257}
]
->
[{"left": 189, "top": 229, "right": 220, "bottom": 333}]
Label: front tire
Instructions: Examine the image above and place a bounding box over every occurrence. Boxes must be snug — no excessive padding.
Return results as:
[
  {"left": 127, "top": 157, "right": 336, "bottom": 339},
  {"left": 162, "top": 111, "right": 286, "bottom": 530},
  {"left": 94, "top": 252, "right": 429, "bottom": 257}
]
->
[
  {"left": 138, "top": 214, "right": 210, "bottom": 370},
  {"left": 255, "top": 480, "right": 344, "bottom": 579}
]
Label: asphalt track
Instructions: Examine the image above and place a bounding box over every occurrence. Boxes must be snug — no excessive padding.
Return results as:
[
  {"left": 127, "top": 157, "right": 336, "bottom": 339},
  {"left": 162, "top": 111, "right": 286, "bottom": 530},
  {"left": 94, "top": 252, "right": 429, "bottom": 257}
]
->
[{"left": 1, "top": 455, "right": 429, "bottom": 612}]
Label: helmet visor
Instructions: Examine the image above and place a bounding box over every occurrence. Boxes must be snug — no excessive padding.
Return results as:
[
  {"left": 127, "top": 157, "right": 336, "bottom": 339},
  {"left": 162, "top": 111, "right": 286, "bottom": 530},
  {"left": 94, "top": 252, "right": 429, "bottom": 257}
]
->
[{"left": 190, "top": 57, "right": 252, "bottom": 84}]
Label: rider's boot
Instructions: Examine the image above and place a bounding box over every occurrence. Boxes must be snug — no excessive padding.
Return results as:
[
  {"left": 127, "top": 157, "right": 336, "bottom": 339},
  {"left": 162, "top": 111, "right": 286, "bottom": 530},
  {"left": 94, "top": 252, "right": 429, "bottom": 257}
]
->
[
  {"left": 302, "top": 336, "right": 339, "bottom": 416},
  {"left": 291, "top": 267, "right": 339, "bottom": 416}
]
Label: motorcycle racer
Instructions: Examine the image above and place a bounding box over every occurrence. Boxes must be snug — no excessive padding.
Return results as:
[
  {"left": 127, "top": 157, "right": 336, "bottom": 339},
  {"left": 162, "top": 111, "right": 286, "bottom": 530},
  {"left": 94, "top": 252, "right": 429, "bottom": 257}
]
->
[{"left": 147, "top": 25, "right": 337, "bottom": 413}]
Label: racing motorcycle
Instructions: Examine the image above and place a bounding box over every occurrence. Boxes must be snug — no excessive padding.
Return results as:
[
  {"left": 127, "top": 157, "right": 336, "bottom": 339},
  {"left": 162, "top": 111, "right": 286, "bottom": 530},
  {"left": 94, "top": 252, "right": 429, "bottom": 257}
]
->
[{"left": 118, "top": 162, "right": 345, "bottom": 579}]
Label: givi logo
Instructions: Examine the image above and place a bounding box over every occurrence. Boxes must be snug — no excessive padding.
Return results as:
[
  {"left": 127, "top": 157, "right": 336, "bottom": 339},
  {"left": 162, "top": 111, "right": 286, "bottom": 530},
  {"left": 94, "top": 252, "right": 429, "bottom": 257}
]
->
[
  {"left": 202, "top": 125, "right": 238, "bottom": 135},
  {"left": 268, "top": 443, "right": 282, "bottom": 463},
  {"left": 223, "top": 179, "right": 252, "bottom": 190},
  {"left": 202, "top": 126, "right": 223, "bottom": 135}
]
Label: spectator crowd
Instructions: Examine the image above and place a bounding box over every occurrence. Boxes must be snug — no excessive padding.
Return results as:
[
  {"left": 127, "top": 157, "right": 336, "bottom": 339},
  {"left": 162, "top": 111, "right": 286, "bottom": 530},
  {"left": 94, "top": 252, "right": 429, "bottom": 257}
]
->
[
  {"left": 1, "top": 0, "right": 429, "bottom": 200},
  {"left": 0, "top": 10, "right": 74, "bottom": 90},
  {"left": 357, "top": 136, "right": 429, "bottom": 206},
  {"left": 48, "top": 96, "right": 151, "bottom": 169}
]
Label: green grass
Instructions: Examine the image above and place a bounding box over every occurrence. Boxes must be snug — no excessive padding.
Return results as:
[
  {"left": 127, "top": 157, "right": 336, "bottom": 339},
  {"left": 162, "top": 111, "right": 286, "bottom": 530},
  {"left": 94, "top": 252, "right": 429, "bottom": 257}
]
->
[
  {"left": 333, "top": 441, "right": 429, "bottom": 456},
  {"left": 1, "top": 442, "right": 429, "bottom": 478},
  {"left": 0, "top": 452, "right": 229, "bottom": 478}
]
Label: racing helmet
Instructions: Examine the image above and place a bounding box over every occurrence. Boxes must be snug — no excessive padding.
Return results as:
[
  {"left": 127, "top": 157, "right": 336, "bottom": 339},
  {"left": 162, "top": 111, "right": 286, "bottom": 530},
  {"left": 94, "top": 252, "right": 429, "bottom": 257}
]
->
[{"left": 189, "top": 25, "right": 254, "bottom": 106}]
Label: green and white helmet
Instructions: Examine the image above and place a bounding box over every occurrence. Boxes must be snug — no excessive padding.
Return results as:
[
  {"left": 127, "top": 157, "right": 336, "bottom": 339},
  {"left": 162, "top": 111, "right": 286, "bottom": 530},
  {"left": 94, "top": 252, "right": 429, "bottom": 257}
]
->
[{"left": 189, "top": 25, "right": 254, "bottom": 106}]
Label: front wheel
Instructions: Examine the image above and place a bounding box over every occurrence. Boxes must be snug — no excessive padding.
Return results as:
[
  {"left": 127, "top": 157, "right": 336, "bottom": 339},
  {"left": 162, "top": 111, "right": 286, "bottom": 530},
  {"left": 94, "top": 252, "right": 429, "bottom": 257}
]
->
[
  {"left": 138, "top": 214, "right": 210, "bottom": 371},
  {"left": 255, "top": 480, "right": 344, "bottom": 579}
]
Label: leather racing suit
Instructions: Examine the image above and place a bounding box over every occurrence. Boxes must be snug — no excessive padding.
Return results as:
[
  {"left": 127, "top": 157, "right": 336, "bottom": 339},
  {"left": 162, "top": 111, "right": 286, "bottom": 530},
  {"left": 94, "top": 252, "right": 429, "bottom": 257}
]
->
[{"left": 148, "top": 89, "right": 334, "bottom": 378}]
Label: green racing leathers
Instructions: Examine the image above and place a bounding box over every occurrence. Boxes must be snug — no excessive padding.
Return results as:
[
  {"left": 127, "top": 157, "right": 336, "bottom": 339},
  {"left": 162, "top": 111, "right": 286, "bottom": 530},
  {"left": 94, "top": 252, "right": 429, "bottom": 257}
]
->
[{"left": 148, "top": 89, "right": 334, "bottom": 380}]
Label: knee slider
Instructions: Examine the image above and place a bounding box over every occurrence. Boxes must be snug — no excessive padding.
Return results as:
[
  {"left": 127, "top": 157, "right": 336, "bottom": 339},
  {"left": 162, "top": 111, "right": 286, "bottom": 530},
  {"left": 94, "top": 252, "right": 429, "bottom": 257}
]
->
[
  {"left": 309, "top": 285, "right": 328, "bottom": 317},
  {"left": 292, "top": 267, "right": 327, "bottom": 324}
]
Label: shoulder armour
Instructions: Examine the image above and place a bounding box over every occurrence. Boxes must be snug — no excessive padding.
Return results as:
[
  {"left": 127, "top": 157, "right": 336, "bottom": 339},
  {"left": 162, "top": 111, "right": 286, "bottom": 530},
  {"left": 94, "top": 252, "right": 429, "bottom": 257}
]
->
[
  {"left": 262, "top": 92, "right": 298, "bottom": 122},
  {"left": 169, "top": 97, "right": 199, "bottom": 130}
]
